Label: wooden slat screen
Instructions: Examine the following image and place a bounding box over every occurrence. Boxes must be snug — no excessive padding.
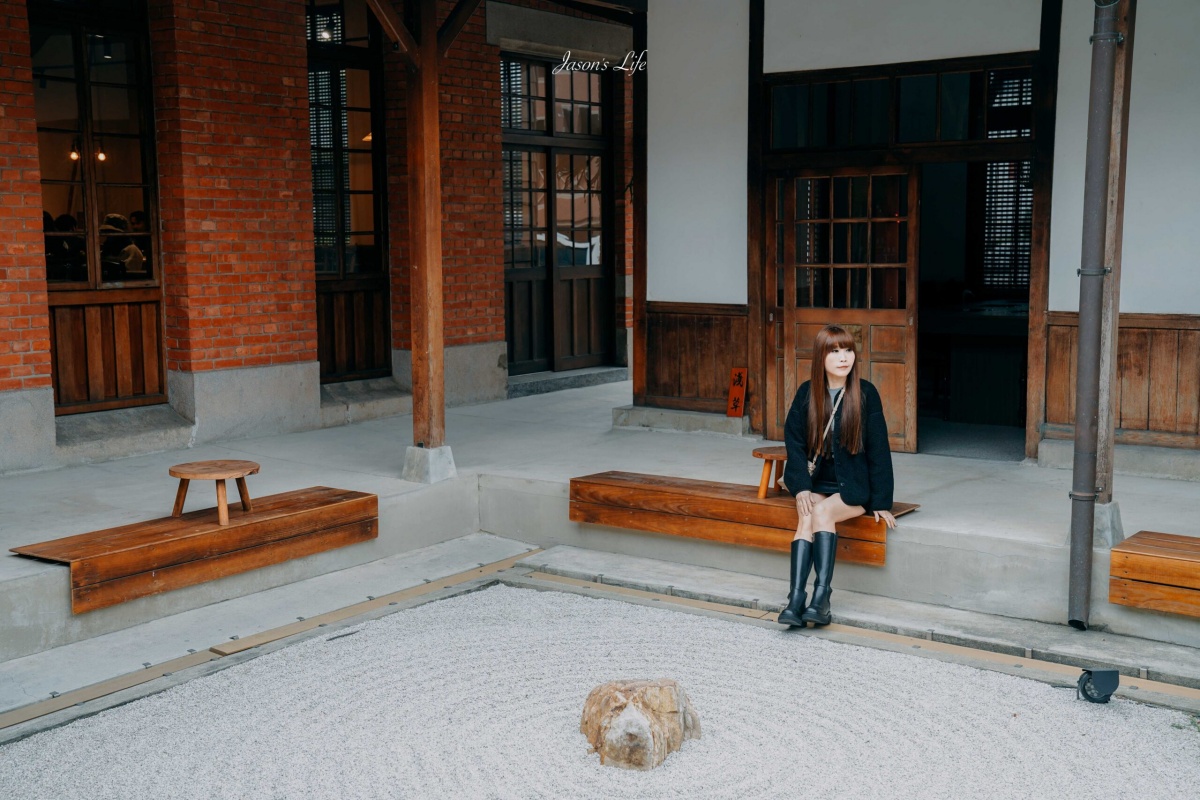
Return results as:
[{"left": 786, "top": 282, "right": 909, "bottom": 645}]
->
[
  {"left": 49, "top": 299, "right": 163, "bottom": 414},
  {"left": 644, "top": 303, "right": 748, "bottom": 414}
]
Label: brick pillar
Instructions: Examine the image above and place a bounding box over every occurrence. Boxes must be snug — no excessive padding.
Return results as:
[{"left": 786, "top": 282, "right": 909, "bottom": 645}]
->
[
  {"left": 0, "top": 0, "right": 56, "bottom": 471},
  {"left": 149, "top": 0, "right": 320, "bottom": 441}
]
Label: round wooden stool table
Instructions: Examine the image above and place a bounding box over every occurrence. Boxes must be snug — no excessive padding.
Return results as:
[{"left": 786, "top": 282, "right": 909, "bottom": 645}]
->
[
  {"left": 752, "top": 446, "right": 787, "bottom": 499},
  {"left": 169, "top": 460, "right": 261, "bottom": 526}
]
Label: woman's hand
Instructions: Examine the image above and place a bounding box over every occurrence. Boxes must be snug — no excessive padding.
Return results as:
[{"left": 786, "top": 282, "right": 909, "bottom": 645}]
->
[
  {"left": 873, "top": 509, "right": 897, "bottom": 529},
  {"left": 796, "top": 491, "right": 815, "bottom": 516}
]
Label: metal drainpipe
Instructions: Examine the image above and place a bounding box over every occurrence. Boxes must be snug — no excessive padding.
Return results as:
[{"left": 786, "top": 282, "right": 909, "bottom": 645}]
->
[{"left": 1068, "top": 0, "right": 1123, "bottom": 631}]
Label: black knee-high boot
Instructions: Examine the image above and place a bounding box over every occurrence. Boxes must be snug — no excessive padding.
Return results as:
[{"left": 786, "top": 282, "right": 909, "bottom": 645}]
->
[
  {"left": 800, "top": 531, "right": 837, "bottom": 626},
  {"left": 777, "top": 538, "right": 813, "bottom": 628}
]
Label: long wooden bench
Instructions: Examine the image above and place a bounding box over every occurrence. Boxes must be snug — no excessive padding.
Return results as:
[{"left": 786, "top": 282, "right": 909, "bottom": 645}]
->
[
  {"left": 11, "top": 486, "right": 378, "bottom": 614},
  {"left": 569, "top": 471, "right": 918, "bottom": 566},
  {"left": 1109, "top": 530, "right": 1200, "bottom": 618}
]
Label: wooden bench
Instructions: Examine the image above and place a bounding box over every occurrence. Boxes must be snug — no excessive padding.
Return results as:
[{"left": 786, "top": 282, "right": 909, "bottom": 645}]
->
[
  {"left": 1109, "top": 530, "right": 1200, "bottom": 618},
  {"left": 569, "top": 471, "right": 918, "bottom": 566},
  {"left": 11, "top": 486, "right": 378, "bottom": 614}
]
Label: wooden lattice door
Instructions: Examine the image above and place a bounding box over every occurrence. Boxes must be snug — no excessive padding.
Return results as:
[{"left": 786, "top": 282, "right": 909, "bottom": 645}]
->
[{"left": 765, "top": 168, "right": 919, "bottom": 452}]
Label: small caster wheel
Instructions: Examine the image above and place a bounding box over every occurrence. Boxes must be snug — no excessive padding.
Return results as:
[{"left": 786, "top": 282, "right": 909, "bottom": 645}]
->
[{"left": 1077, "top": 669, "right": 1118, "bottom": 703}]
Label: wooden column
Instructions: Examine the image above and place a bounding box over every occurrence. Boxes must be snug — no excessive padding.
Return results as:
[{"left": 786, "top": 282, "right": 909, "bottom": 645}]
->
[
  {"left": 631, "top": 11, "right": 648, "bottom": 405},
  {"left": 745, "top": 0, "right": 765, "bottom": 434},
  {"left": 1096, "top": 0, "right": 1137, "bottom": 504},
  {"left": 406, "top": 0, "right": 446, "bottom": 449}
]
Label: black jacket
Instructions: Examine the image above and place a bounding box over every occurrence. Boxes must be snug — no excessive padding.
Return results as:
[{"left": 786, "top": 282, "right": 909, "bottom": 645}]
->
[{"left": 782, "top": 379, "right": 895, "bottom": 513}]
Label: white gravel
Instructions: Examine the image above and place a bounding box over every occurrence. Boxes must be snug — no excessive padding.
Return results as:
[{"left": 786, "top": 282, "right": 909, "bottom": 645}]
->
[{"left": 3, "top": 585, "right": 1198, "bottom": 800}]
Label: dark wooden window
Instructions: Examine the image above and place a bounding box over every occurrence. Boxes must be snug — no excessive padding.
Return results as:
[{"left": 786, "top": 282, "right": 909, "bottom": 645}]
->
[
  {"left": 501, "top": 55, "right": 612, "bottom": 374},
  {"left": 771, "top": 64, "right": 1032, "bottom": 151},
  {"left": 782, "top": 175, "right": 908, "bottom": 310},
  {"left": 307, "top": 0, "right": 390, "bottom": 383},
  {"left": 31, "top": 1, "right": 158, "bottom": 288},
  {"left": 975, "top": 160, "right": 1033, "bottom": 291},
  {"left": 307, "top": 0, "right": 385, "bottom": 279}
]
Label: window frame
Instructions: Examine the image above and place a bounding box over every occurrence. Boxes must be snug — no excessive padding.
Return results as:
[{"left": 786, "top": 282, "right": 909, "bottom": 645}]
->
[
  {"left": 30, "top": 0, "right": 161, "bottom": 292},
  {"left": 306, "top": 1, "right": 389, "bottom": 282}
]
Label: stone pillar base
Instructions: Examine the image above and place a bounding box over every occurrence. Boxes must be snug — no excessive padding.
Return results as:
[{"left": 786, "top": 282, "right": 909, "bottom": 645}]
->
[
  {"left": 402, "top": 445, "right": 458, "bottom": 484},
  {"left": 0, "top": 388, "right": 56, "bottom": 473},
  {"left": 1094, "top": 501, "right": 1124, "bottom": 548}
]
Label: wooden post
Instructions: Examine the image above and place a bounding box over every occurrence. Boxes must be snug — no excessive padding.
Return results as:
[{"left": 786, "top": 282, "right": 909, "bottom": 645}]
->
[
  {"left": 406, "top": 0, "right": 446, "bottom": 450},
  {"left": 1096, "top": 0, "right": 1137, "bottom": 505},
  {"left": 631, "top": 11, "right": 648, "bottom": 406}
]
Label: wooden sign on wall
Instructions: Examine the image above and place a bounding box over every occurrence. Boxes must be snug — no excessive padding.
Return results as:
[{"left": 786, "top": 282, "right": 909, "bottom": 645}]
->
[{"left": 726, "top": 368, "right": 748, "bottom": 417}]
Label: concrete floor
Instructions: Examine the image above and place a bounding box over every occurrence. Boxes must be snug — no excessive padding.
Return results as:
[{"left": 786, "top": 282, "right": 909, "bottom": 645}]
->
[{"left": 2, "top": 381, "right": 1199, "bottom": 718}]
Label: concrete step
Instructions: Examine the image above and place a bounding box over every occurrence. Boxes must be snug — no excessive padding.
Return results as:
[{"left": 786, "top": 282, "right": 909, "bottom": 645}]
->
[
  {"left": 0, "top": 470, "right": 479, "bottom": 662},
  {"left": 477, "top": 472, "right": 1200, "bottom": 651},
  {"left": 507, "top": 366, "right": 628, "bottom": 399},
  {"left": 55, "top": 404, "right": 194, "bottom": 466},
  {"left": 517, "top": 545, "right": 1200, "bottom": 690},
  {"left": 319, "top": 377, "right": 412, "bottom": 427},
  {"left": 0, "top": 534, "right": 535, "bottom": 717}
]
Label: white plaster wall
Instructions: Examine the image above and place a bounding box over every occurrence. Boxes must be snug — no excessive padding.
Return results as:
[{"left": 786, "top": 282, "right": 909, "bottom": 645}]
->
[
  {"left": 763, "top": 0, "right": 1041, "bottom": 74},
  {"left": 646, "top": 0, "right": 748, "bottom": 303},
  {"left": 1049, "top": 0, "right": 1200, "bottom": 313}
]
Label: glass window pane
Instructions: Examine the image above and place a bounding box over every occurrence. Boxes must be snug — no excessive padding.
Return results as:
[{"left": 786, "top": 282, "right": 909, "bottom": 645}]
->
[
  {"left": 97, "top": 185, "right": 147, "bottom": 233},
  {"left": 31, "top": 26, "right": 76, "bottom": 81},
  {"left": 897, "top": 74, "right": 937, "bottom": 143},
  {"left": 810, "top": 83, "right": 829, "bottom": 147},
  {"left": 850, "top": 222, "right": 868, "bottom": 261},
  {"left": 91, "top": 85, "right": 141, "bottom": 134},
  {"left": 41, "top": 182, "right": 86, "bottom": 226},
  {"left": 871, "top": 268, "right": 906, "bottom": 308},
  {"left": 853, "top": 79, "right": 889, "bottom": 145},
  {"left": 850, "top": 177, "right": 868, "bottom": 217},
  {"left": 832, "top": 268, "right": 868, "bottom": 309},
  {"left": 94, "top": 137, "right": 144, "bottom": 184},
  {"left": 812, "top": 267, "right": 830, "bottom": 307},
  {"left": 345, "top": 69, "right": 371, "bottom": 108},
  {"left": 554, "top": 101, "right": 571, "bottom": 134},
  {"left": 833, "top": 178, "right": 849, "bottom": 218},
  {"left": 347, "top": 235, "right": 380, "bottom": 274},
  {"left": 87, "top": 34, "right": 137, "bottom": 84},
  {"left": 348, "top": 152, "right": 373, "bottom": 191},
  {"left": 771, "top": 84, "right": 807, "bottom": 149},
  {"left": 313, "top": 192, "right": 337, "bottom": 240},
  {"left": 530, "top": 99, "right": 547, "bottom": 132},
  {"left": 833, "top": 83, "right": 852, "bottom": 146},
  {"left": 35, "top": 80, "right": 79, "bottom": 131},
  {"left": 871, "top": 175, "right": 907, "bottom": 218},
  {"left": 795, "top": 267, "right": 811, "bottom": 307},
  {"left": 38, "top": 131, "right": 84, "bottom": 181},
  {"left": 572, "top": 70, "right": 588, "bottom": 100},
  {"left": 776, "top": 224, "right": 785, "bottom": 264},
  {"left": 871, "top": 221, "right": 907, "bottom": 263},
  {"left": 986, "top": 68, "right": 1033, "bottom": 139},
  {"left": 795, "top": 223, "right": 829, "bottom": 264},
  {"left": 346, "top": 110, "right": 372, "bottom": 146},
  {"left": 348, "top": 193, "right": 374, "bottom": 232},
  {"left": 795, "top": 178, "right": 829, "bottom": 219},
  {"left": 939, "top": 72, "right": 971, "bottom": 141},
  {"left": 343, "top": 0, "right": 370, "bottom": 46},
  {"left": 589, "top": 105, "right": 602, "bottom": 135}
]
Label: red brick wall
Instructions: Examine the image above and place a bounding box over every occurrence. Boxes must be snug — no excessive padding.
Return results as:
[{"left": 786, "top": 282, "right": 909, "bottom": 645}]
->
[
  {"left": 0, "top": 1, "right": 53, "bottom": 393},
  {"left": 149, "top": 0, "right": 317, "bottom": 373},
  {"left": 387, "top": 0, "right": 634, "bottom": 352}
]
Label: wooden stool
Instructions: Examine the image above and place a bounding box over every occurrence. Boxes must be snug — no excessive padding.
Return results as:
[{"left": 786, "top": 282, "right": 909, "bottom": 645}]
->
[
  {"left": 752, "top": 446, "right": 787, "bottom": 499},
  {"left": 169, "top": 460, "right": 261, "bottom": 526}
]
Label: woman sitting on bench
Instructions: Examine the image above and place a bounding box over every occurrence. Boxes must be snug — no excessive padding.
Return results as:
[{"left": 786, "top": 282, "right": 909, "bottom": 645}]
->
[{"left": 778, "top": 324, "right": 895, "bottom": 628}]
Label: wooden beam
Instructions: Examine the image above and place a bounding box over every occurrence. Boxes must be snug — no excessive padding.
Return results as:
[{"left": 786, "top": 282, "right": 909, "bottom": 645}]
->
[
  {"left": 631, "top": 11, "right": 648, "bottom": 405},
  {"left": 548, "top": 0, "right": 645, "bottom": 13},
  {"left": 438, "top": 0, "right": 484, "bottom": 58},
  {"left": 1025, "top": 0, "right": 1063, "bottom": 459},
  {"left": 1096, "top": 0, "right": 1137, "bottom": 505},
  {"left": 407, "top": 0, "right": 446, "bottom": 448},
  {"left": 746, "top": 0, "right": 765, "bottom": 434},
  {"left": 364, "top": 0, "right": 420, "bottom": 71}
]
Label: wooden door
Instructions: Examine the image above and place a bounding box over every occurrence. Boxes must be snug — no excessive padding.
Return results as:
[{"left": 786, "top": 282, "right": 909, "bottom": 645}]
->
[
  {"left": 765, "top": 168, "right": 919, "bottom": 452},
  {"left": 504, "top": 148, "right": 611, "bottom": 374}
]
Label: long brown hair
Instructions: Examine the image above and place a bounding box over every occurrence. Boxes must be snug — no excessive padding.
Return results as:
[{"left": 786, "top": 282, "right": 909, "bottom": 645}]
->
[{"left": 807, "top": 325, "right": 864, "bottom": 455}]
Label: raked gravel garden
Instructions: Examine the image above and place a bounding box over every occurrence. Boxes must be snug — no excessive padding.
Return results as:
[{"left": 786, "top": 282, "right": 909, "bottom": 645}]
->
[{"left": 2, "top": 584, "right": 1198, "bottom": 799}]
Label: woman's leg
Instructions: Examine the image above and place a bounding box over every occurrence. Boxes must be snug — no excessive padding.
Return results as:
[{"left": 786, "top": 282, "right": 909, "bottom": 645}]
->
[
  {"left": 780, "top": 491, "right": 827, "bottom": 627},
  {"left": 792, "top": 491, "right": 827, "bottom": 542},
  {"left": 801, "top": 494, "right": 865, "bottom": 626}
]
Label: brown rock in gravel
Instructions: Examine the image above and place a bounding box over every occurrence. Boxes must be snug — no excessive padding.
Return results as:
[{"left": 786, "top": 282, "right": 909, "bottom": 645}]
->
[{"left": 579, "top": 678, "right": 701, "bottom": 770}]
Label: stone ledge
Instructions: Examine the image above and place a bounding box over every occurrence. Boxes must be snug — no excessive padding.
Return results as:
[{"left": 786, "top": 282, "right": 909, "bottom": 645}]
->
[{"left": 613, "top": 405, "right": 751, "bottom": 437}]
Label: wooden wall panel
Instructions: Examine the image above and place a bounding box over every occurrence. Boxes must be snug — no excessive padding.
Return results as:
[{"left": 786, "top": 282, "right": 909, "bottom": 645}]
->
[
  {"left": 49, "top": 298, "right": 164, "bottom": 415},
  {"left": 1043, "top": 313, "right": 1200, "bottom": 448},
  {"left": 644, "top": 303, "right": 748, "bottom": 414},
  {"left": 316, "top": 284, "right": 391, "bottom": 383}
]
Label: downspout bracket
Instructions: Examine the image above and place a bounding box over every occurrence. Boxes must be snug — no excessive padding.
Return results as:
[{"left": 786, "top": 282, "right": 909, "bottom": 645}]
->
[
  {"left": 1089, "top": 32, "right": 1125, "bottom": 45},
  {"left": 1077, "top": 267, "right": 1111, "bottom": 277},
  {"left": 1069, "top": 490, "right": 1100, "bottom": 501}
]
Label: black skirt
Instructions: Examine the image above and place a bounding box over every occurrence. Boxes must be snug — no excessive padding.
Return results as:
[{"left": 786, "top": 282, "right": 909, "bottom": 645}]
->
[{"left": 810, "top": 455, "right": 840, "bottom": 495}]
